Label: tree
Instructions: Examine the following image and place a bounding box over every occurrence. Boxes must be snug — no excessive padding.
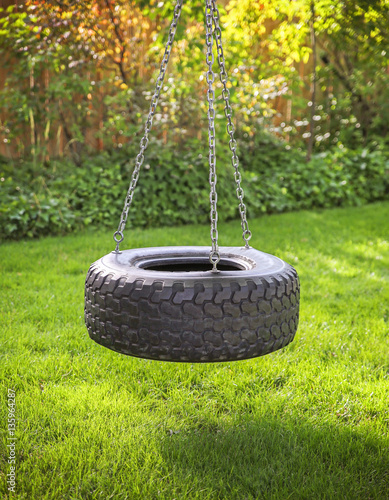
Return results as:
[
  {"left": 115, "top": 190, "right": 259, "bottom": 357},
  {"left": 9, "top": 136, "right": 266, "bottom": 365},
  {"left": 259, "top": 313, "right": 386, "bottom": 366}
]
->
[{"left": 0, "top": 0, "right": 388, "bottom": 162}]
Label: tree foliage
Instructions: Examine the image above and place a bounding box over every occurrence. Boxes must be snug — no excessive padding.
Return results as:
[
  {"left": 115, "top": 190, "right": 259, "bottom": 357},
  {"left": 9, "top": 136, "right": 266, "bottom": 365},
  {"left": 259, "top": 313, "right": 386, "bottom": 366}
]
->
[{"left": 0, "top": 0, "right": 388, "bottom": 162}]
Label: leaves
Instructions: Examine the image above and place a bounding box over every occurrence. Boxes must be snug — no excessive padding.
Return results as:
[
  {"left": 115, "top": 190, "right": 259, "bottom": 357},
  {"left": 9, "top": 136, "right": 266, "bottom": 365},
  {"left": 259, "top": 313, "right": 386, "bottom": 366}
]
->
[
  {"left": 1, "top": 136, "right": 388, "bottom": 239},
  {"left": 0, "top": 0, "right": 388, "bottom": 163}
]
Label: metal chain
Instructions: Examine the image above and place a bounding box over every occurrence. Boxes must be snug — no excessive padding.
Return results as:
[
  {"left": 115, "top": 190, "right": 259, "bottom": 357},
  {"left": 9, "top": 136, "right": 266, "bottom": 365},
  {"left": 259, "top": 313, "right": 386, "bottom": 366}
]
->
[
  {"left": 113, "top": 0, "right": 183, "bottom": 252},
  {"left": 211, "top": 0, "right": 252, "bottom": 248},
  {"left": 205, "top": 0, "right": 220, "bottom": 272},
  {"left": 113, "top": 0, "right": 250, "bottom": 260}
]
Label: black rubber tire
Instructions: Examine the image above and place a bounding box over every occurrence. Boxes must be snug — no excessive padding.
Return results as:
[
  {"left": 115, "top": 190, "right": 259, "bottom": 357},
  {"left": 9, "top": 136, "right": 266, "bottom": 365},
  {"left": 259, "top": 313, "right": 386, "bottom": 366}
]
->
[{"left": 84, "top": 246, "right": 300, "bottom": 362}]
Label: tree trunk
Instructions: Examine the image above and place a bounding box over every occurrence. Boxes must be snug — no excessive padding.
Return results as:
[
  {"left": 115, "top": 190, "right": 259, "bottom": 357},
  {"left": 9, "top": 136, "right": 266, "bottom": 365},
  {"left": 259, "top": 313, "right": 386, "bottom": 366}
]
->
[{"left": 306, "top": 1, "right": 316, "bottom": 163}]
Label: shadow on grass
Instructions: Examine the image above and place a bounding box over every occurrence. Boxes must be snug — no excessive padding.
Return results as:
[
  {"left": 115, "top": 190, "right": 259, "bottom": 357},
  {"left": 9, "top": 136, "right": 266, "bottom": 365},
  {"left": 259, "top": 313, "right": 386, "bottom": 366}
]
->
[{"left": 158, "top": 416, "right": 388, "bottom": 499}]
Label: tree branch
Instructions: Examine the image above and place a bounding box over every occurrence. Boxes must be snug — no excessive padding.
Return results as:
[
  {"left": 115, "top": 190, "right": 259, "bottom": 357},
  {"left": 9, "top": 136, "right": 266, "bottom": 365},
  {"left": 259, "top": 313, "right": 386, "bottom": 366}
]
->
[{"left": 104, "top": 0, "right": 128, "bottom": 84}]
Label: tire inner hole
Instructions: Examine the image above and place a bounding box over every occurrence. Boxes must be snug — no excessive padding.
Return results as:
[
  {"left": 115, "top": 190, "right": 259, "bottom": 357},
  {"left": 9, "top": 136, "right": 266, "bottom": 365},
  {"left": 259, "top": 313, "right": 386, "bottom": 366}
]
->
[{"left": 141, "top": 259, "right": 246, "bottom": 272}]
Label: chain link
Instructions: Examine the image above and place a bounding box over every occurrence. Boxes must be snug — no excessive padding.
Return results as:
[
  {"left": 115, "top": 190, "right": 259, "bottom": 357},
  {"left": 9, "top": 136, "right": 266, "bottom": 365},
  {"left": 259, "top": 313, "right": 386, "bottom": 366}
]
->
[
  {"left": 211, "top": 0, "right": 252, "bottom": 248},
  {"left": 113, "top": 0, "right": 183, "bottom": 252},
  {"left": 205, "top": 0, "right": 220, "bottom": 272},
  {"left": 113, "top": 0, "right": 251, "bottom": 260}
]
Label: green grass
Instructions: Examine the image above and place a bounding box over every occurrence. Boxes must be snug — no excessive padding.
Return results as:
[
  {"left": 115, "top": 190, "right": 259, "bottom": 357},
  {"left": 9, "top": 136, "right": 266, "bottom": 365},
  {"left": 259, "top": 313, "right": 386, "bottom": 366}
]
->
[{"left": 1, "top": 202, "right": 389, "bottom": 500}]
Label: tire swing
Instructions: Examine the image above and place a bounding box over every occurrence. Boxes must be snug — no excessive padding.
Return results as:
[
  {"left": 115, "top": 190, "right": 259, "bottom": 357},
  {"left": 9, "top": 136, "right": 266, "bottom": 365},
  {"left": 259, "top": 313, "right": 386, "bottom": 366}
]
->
[{"left": 84, "top": 0, "right": 300, "bottom": 363}]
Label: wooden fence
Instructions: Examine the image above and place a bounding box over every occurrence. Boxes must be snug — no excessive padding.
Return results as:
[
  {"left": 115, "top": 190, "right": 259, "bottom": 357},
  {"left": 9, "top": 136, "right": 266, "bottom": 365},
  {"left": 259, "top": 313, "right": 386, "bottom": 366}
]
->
[{"left": 0, "top": 0, "right": 312, "bottom": 159}]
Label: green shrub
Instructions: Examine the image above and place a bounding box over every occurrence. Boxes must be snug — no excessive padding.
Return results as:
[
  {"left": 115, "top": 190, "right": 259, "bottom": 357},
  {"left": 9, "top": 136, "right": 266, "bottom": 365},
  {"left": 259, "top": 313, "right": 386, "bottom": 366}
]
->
[
  {"left": 1, "top": 137, "right": 388, "bottom": 240},
  {"left": 240, "top": 133, "right": 389, "bottom": 213},
  {"left": 0, "top": 176, "right": 75, "bottom": 239}
]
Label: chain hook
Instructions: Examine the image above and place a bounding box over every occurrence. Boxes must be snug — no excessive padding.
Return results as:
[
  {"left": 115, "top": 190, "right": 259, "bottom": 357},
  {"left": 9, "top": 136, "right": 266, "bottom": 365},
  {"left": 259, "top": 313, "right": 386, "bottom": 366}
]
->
[{"left": 209, "top": 250, "right": 221, "bottom": 273}]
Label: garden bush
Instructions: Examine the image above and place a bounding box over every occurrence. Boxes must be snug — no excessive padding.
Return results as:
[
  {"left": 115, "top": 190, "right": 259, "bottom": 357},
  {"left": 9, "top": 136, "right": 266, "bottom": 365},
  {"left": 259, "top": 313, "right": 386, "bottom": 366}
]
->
[
  {"left": 1, "top": 136, "right": 388, "bottom": 240},
  {"left": 240, "top": 134, "right": 389, "bottom": 213}
]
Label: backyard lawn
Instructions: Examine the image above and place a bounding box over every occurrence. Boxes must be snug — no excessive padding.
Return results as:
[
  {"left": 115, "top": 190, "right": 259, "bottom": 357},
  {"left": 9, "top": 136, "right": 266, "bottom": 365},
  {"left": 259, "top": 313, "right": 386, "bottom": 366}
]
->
[{"left": 1, "top": 202, "right": 388, "bottom": 499}]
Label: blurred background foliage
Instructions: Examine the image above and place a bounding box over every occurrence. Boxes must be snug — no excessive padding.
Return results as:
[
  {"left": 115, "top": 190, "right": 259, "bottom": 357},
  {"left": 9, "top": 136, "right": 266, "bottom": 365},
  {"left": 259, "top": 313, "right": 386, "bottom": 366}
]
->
[{"left": 0, "top": 0, "right": 388, "bottom": 239}]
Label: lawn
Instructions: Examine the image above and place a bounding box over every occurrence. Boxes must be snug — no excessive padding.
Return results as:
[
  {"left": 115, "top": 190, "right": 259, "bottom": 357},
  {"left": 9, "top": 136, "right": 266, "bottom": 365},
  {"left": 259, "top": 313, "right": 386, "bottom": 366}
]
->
[{"left": 1, "top": 202, "right": 388, "bottom": 499}]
